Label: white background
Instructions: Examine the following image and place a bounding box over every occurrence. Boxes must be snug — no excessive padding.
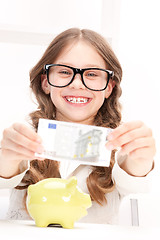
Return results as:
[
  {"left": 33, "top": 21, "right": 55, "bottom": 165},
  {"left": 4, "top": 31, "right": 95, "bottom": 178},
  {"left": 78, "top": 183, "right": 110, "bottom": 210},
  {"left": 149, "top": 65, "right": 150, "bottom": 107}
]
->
[{"left": 0, "top": 0, "right": 160, "bottom": 189}]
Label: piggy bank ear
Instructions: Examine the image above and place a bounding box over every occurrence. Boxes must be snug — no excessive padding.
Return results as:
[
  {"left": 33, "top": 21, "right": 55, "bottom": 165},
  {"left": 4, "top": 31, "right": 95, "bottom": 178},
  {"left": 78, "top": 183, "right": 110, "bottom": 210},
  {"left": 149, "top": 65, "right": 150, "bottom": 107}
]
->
[{"left": 66, "top": 176, "right": 77, "bottom": 193}]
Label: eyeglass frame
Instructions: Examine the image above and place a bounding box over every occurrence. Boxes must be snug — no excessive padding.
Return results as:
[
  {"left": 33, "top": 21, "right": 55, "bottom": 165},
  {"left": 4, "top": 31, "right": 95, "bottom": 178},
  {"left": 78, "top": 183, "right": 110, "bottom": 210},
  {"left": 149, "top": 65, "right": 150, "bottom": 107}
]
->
[{"left": 44, "top": 64, "right": 114, "bottom": 91}]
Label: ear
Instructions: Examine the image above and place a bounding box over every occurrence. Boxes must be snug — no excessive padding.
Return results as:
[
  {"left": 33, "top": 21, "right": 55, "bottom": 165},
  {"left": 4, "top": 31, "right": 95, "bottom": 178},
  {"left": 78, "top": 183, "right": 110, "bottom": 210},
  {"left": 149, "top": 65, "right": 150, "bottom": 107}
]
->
[
  {"left": 41, "top": 74, "right": 50, "bottom": 94},
  {"left": 105, "top": 80, "right": 115, "bottom": 99}
]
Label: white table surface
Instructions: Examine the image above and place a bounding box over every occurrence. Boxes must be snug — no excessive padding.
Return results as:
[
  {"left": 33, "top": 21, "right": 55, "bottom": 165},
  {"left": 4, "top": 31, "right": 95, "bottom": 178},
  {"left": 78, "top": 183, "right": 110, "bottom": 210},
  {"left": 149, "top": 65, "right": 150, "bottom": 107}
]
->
[{"left": 0, "top": 220, "right": 160, "bottom": 240}]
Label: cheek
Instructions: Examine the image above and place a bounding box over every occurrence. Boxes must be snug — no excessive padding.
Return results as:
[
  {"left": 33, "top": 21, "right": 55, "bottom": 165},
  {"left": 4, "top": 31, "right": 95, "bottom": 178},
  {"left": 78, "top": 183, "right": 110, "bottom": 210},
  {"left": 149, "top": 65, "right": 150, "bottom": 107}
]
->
[
  {"left": 95, "top": 92, "right": 106, "bottom": 108},
  {"left": 98, "top": 92, "right": 106, "bottom": 101},
  {"left": 50, "top": 89, "right": 60, "bottom": 105}
]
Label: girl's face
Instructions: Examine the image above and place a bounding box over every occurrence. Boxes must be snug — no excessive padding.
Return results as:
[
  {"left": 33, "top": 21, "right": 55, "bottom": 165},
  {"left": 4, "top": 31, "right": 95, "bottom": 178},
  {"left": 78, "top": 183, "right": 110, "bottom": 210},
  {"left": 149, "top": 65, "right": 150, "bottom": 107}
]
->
[{"left": 42, "top": 40, "right": 114, "bottom": 125}]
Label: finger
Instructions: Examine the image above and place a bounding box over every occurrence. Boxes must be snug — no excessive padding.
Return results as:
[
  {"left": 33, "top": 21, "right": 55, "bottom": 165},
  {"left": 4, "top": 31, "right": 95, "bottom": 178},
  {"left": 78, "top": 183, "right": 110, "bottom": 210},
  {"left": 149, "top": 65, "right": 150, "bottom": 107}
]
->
[
  {"left": 1, "top": 148, "right": 36, "bottom": 162},
  {"left": 108, "top": 121, "right": 144, "bottom": 141},
  {"left": 1, "top": 138, "right": 38, "bottom": 159},
  {"left": 4, "top": 127, "right": 44, "bottom": 154},
  {"left": 119, "top": 137, "right": 155, "bottom": 156},
  {"left": 129, "top": 147, "right": 156, "bottom": 161},
  {"left": 108, "top": 126, "right": 152, "bottom": 149},
  {"left": 1, "top": 147, "right": 45, "bottom": 162},
  {"left": 2, "top": 136, "right": 43, "bottom": 158},
  {"left": 12, "top": 123, "right": 42, "bottom": 143}
]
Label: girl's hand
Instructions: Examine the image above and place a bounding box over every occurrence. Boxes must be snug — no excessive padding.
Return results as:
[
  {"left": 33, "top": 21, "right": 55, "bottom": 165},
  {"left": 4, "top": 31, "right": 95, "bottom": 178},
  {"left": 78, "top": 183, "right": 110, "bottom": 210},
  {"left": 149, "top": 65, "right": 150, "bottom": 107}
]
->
[
  {"left": 106, "top": 121, "right": 156, "bottom": 176},
  {"left": 0, "top": 123, "right": 44, "bottom": 178}
]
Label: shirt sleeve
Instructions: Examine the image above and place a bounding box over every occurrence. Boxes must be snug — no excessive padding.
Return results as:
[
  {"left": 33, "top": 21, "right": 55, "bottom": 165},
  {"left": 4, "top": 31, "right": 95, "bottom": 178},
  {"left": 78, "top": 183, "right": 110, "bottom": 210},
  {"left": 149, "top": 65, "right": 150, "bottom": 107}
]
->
[
  {"left": 0, "top": 161, "right": 30, "bottom": 189},
  {"left": 112, "top": 154, "right": 154, "bottom": 197}
]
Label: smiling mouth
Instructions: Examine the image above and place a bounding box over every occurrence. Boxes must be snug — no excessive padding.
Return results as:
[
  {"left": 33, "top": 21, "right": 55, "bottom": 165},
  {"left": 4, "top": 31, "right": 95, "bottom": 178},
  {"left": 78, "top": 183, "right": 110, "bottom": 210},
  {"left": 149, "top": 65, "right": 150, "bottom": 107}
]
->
[{"left": 64, "top": 96, "right": 90, "bottom": 104}]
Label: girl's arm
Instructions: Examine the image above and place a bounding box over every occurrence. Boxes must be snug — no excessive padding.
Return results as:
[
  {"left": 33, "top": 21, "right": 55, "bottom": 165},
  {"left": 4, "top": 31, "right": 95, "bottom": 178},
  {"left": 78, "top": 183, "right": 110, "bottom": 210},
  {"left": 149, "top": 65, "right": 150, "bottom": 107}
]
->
[
  {"left": 106, "top": 121, "right": 156, "bottom": 177},
  {"left": 0, "top": 123, "right": 44, "bottom": 178}
]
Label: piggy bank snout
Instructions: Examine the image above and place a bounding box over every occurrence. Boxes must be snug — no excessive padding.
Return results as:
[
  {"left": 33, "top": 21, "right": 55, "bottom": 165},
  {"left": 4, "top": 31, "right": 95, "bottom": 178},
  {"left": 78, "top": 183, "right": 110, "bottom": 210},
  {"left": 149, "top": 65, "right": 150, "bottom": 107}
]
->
[
  {"left": 76, "top": 188, "right": 92, "bottom": 208},
  {"left": 85, "top": 194, "right": 92, "bottom": 207}
]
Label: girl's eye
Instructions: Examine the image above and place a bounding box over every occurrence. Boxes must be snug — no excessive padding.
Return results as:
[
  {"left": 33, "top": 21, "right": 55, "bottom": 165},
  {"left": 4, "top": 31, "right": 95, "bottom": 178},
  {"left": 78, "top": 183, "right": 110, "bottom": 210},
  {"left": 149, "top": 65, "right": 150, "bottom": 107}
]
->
[
  {"left": 85, "top": 71, "right": 98, "bottom": 77},
  {"left": 59, "top": 70, "right": 71, "bottom": 75},
  {"left": 88, "top": 72, "right": 97, "bottom": 76}
]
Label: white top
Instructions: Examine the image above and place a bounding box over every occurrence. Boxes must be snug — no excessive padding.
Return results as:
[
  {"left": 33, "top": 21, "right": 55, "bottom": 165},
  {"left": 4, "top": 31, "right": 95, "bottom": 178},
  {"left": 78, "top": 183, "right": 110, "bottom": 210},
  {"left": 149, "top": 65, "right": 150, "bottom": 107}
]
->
[{"left": 0, "top": 156, "right": 153, "bottom": 224}]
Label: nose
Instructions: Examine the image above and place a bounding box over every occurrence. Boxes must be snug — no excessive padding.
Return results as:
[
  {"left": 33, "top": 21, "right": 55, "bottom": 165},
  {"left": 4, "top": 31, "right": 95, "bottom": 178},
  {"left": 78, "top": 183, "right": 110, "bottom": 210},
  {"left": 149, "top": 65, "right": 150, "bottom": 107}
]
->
[{"left": 69, "top": 73, "right": 86, "bottom": 90}]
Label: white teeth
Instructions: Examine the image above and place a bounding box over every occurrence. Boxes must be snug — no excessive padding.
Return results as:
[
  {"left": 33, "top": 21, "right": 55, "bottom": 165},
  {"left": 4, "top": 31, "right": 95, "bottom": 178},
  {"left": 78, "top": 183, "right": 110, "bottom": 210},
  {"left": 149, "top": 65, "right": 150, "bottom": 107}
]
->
[{"left": 66, "top": 97, "right": 88, "bottom": 103}]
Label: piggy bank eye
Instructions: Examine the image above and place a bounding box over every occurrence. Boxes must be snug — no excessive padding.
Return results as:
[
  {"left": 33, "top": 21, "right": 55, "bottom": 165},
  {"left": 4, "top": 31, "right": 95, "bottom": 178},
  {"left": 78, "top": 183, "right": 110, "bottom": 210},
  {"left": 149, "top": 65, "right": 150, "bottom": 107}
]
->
[{"left": 62, "top": 196, "right": 71, "bottom": 202}]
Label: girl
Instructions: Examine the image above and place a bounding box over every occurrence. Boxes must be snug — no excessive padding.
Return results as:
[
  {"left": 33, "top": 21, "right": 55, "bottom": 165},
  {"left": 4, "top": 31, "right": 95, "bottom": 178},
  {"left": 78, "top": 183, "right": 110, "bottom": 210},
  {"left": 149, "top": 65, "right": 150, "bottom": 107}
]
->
[{"left": 0, "top": 28, "right": 155, "bottom": 224}]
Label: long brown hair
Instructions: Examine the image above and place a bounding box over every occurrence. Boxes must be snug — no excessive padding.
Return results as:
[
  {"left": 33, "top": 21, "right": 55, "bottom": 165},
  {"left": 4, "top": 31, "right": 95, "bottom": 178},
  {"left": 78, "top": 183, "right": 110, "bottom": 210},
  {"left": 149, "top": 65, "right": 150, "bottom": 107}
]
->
[{"left": 17, "top": 28, "right": 122, "bottom": 205}]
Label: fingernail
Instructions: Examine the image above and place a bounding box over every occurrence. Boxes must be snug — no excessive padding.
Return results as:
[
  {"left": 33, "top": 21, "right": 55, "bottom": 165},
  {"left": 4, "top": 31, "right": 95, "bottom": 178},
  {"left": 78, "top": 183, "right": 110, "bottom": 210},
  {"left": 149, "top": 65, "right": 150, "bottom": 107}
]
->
[
  {"left": 107, "top": 134, "right": 113, "bottom": 141},
  {"left": 36, "top": 137, "right": 42, "bottom": 143},
  {"left": 37, "top": 145, "right": 44, "bottom": 154},
  {"left": 106, "top": 143, "right": 114, "bottom": 151}
]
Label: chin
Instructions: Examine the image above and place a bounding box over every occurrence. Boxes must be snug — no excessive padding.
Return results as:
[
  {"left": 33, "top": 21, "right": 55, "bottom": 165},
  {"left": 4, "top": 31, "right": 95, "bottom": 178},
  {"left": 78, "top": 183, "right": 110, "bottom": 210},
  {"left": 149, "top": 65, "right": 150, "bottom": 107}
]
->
[
  {"left": 56, "top": 110, "right": 95, "bottom": 124},
  {"left": 67, "top": 115, "right": 94, "bottom": 125}
]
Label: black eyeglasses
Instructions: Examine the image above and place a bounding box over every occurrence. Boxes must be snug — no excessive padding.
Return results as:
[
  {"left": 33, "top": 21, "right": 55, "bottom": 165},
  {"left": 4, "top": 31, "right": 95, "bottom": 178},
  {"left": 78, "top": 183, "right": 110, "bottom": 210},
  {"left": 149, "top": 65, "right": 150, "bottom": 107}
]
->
[{"left": 44, "top": 64, "right": 114, "bottom": 91}]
